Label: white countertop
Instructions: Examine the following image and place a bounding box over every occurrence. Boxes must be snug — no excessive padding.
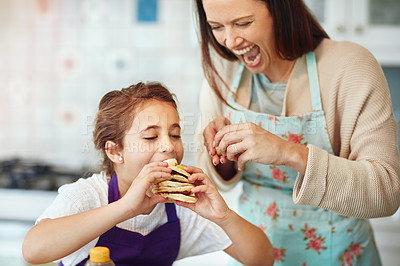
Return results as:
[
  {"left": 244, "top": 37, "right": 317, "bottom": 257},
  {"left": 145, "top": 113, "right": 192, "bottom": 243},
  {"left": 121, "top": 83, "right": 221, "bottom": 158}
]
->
[{"left": 0, "top": 188, "right": 57, "bottom": 221}]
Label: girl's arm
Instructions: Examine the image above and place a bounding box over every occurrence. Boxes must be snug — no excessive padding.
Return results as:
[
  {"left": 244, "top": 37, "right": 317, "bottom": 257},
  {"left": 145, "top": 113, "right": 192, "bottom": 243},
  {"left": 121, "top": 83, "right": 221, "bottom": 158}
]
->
[
  {"left": 177, "top": 166, "right": 274, "bottom": 266},
  {"left": 23, "top": 162, "right": 169, "bottom": 264},
  {"left": 23, "top": 200, "right": 130, "bottom": 264},
  {"left": 219, "top": 211, "right": 274, "bottom": 266}
]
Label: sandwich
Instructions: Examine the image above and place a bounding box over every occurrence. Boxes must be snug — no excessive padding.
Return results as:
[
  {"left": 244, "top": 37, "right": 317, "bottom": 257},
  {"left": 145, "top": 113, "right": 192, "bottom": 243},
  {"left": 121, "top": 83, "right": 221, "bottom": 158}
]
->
[{"left": 152, "top": 159, "right": 197, "bottom": 203}]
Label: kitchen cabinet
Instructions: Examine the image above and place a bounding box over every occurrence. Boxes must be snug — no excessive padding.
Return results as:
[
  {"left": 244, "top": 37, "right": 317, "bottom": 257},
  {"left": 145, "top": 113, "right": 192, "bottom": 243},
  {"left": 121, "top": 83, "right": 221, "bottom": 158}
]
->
[{"left": 304, "top": 0, "right": 400, "bottom": 65}]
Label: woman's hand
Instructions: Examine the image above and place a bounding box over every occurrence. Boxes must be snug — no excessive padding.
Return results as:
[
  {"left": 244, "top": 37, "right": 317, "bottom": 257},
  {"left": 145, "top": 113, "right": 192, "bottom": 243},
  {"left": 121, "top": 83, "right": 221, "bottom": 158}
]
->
[
  {"left": 119, "top": 162, "right": 170, "bottom": 218},
  {"left": 214, "top": 122, "right": 308, "bottom": 173},
  {"left": 176, "top": 166, "right": 231, "bottom": 224},
  {"left": 203, "top": 116, "right": 230, "bottom": 166}
]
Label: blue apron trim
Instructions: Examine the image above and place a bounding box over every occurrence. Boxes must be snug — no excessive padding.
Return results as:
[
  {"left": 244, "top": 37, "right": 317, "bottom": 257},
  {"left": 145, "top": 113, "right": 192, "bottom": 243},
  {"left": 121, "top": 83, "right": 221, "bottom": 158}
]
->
[
  {"left": 231, "top": 63, "right": 246, "bottom": 95},
  {"left": 230, "top": 52, "right": 324, "bottom": 113},
  {"left": 306, "top": 52, "right": 323, "bottom": 111}
]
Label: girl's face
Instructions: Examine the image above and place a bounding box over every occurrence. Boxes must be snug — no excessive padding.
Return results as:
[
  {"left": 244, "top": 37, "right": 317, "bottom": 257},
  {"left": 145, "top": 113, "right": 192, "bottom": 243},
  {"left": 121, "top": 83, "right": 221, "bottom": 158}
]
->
[
  {"left": 203, "top": 0, "right": 276, "bottom": 75},
  {"left": 121, "top": 100, "right": 183, "bottom": 181}
]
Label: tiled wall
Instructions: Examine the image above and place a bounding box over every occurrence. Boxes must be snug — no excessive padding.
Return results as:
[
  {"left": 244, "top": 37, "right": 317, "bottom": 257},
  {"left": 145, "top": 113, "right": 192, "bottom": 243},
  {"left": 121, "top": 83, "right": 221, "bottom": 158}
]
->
[{"left": 0, "top": 0, "right": 204, "bottom": 170}]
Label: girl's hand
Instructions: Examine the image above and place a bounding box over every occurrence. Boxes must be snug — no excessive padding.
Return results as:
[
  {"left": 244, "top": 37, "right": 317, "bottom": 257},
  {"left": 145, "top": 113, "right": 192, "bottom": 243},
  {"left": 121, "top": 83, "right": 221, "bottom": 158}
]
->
[
  {"left": 203, "top": 116, "right": 230, "bottom": 166},
  {"left": 214, "top": 122, "right": 303, "bottom": 171},
  {"left": 119, "top": 162, "right": 170, "bottom": 218},
  {"left": 176, "top": 166, "right": 231, "bottom": 224}
]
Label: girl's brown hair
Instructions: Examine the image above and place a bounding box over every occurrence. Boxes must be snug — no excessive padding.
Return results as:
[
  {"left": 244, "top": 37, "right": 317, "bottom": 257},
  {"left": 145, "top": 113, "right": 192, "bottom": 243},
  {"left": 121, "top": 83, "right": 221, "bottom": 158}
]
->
[
  {"left": 194, "top": 0, "right": 329, "bottom": 105},
  {"left": 93, "top": 82, "right": 177, "bottom": 176}
]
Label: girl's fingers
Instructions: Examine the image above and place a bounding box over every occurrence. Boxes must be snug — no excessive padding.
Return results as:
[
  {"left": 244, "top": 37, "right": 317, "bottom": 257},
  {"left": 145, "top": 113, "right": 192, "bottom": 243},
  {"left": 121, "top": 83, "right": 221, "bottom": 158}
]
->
[
  {"left": 141, "top": 171, "right": 171, "bottom": 185},
  {"left": 145, "top": 161, "right": 169, "bottom": 168},
  {"left": 146, "top": 165, "right": 171, "bottom": 173},
  {"left": 145, "top": 186, "right": 154, "bottom": 197},
  {"left": 191, "top": 184, "right": 208, "bottom": 194},
  {"left": 149, "top": 195, "right": 168, "bottom": 206},
  {"left": 175, "top": 200, "right": 195, "bottom": 211},
  {"left": 188, "top": 173, "right": 212, "bottom": 186},
  {"left": 183, "top": 166, "right": 204, "bottom": 174},
  {"left": 138, "top": 162, "right": 174, "bottom": 183}
]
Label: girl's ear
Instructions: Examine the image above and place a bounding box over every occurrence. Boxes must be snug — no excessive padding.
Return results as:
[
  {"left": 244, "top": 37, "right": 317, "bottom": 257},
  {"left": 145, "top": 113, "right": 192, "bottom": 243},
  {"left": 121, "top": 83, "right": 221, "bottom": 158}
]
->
[{"left": 105, "top": 141, "right": 123, "bottom": 164}]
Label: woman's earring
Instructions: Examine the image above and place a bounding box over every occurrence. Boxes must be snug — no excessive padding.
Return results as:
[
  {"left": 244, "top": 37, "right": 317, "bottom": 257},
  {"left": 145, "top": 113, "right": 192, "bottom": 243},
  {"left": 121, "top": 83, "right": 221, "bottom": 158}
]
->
[{"left": 119, "top": 157, "right": 123, "bottom": 162}]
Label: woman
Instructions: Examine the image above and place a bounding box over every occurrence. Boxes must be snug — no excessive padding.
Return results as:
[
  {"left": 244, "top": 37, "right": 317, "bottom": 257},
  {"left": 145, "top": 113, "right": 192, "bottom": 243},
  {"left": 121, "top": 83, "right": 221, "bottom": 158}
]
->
[{"left": 194, "top": 0, "right": 400, "bottom": 264}]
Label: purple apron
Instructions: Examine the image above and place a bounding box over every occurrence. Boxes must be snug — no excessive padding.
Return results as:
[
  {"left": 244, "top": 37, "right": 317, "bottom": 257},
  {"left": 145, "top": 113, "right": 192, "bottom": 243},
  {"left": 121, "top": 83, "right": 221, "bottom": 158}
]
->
[{"left": 60, "top": 173, "right": 181, "bottom": 266}]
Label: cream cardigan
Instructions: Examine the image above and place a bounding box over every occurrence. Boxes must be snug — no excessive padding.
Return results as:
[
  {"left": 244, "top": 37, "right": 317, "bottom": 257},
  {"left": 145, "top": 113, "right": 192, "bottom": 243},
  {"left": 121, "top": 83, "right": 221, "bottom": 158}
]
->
[{"left": 196, "top": 39, "right": 400, "bottom": 219}]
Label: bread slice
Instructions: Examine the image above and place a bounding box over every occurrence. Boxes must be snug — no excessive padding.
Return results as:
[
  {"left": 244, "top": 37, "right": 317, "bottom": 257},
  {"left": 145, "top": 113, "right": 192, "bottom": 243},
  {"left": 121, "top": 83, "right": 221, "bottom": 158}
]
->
[{"left": 160, "top": 193, "right": 197, "bottom": 203}]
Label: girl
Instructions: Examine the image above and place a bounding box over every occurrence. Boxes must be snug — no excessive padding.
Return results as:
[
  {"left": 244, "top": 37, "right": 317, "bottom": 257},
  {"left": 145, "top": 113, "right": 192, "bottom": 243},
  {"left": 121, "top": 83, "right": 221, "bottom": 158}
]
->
[{"left": 22, "top": 82, "right": 274, "bottom": 266}]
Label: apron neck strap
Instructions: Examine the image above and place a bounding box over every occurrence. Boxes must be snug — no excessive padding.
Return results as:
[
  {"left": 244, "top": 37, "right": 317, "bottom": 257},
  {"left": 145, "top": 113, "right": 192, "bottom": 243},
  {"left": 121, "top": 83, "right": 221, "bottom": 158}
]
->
[
  {"left": 230, "top": 52, "right": 323, "bottom": 112},
  {"left": 306, "top": 51, "right": 323, "bottom": 111},
  {"left": 108, "top": 173, "right": 178, "bottom": 222},
  {"left": 108, "top": 173, "right": 119, "bottom": 203},
  {"left": 165, "top": 203, "right": 178, "bottom": 222},
  {"left": 228, "top": 63, "right": 246, "bottom": 101}
]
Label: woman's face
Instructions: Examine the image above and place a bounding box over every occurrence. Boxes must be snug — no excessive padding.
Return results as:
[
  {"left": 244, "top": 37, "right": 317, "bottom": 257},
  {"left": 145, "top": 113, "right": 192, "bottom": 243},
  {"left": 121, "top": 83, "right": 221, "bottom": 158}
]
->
[
  {"left": 203, "top": 0, "right": 276, "bottom": 75},
  {"left": 121, "top": 100, "right": 183, "bottom": 181}
]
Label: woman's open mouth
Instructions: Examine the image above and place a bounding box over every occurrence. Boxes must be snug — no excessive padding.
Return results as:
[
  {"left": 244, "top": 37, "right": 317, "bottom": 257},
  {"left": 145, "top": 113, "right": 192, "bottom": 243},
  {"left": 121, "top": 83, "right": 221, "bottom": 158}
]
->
[{"left": 232, "top": 44, "right": 261, "bottom": 67}]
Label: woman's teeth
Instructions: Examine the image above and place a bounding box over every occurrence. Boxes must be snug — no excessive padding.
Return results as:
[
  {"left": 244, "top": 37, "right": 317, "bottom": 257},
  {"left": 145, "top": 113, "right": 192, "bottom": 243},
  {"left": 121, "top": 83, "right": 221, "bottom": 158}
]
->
[
  {"left": 232, "top": 44, "right": 255, "bottom": 55},
  {"left": 244, "top": 53, "right": 261, "bottom": 65},
  {"left": 232, "top": 44, "right": 261, "bottom": 65}
]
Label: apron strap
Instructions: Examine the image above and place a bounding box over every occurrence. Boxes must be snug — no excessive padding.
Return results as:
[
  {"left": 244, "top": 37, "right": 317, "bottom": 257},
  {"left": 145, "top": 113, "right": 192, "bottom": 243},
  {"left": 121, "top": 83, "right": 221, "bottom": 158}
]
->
[
  {"left": 306, "top": 52, "right": 323, "bottom": 111},
  {"left": 108, "top": 174, "right": 178, "bottom": 223},
  {"left": 229, "top": 63, "right": 246, "bottom": 99},
  {"left": 108, "top": 173, "right": 119, "bottom": 203},
  {"left": 165, "top": 203, "right": 178, "bottom": 222}
]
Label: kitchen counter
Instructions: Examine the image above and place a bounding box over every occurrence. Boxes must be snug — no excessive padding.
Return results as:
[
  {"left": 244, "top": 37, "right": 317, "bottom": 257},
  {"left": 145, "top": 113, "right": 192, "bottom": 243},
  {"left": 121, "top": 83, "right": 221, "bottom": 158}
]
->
[{"left": 0, "top": 189, "right": 58, "bottom": 266}]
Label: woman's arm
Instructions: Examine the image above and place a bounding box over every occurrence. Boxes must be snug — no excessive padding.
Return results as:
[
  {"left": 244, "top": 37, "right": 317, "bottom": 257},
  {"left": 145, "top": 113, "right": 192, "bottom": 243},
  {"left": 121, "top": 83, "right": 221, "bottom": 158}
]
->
[{"left": 293, "top": 41, "right": 400, "bottom": 218}]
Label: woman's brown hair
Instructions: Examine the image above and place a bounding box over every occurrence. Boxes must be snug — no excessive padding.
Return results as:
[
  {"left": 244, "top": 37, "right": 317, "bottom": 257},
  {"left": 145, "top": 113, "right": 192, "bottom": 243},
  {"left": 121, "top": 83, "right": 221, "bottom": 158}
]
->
[
  {"left": 93, "top": 82, "right": 177, "bottom": 176},
  {"left": 194, "top": 0, "right": 329, "bottom": 105}
]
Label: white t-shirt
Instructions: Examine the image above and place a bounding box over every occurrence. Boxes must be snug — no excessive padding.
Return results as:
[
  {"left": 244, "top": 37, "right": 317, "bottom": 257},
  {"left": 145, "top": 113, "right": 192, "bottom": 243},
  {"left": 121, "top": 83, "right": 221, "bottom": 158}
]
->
[{"left": 36, "top": 172, "right": 232, "bottom": 265}]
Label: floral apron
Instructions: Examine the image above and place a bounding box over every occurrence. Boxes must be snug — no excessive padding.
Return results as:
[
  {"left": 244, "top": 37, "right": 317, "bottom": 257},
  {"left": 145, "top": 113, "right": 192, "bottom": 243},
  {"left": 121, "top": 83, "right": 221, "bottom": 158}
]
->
[{"left": 226, "top": 52, "right": 381, "bottom": 265}]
